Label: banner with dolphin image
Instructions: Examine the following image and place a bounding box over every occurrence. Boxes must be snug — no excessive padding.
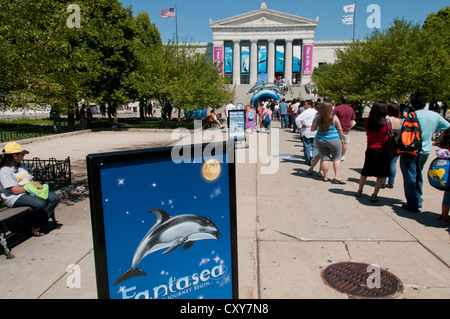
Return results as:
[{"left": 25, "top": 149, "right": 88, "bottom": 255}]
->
[{"left": 87, "top": 142, "right": 238, "bottom": 299}]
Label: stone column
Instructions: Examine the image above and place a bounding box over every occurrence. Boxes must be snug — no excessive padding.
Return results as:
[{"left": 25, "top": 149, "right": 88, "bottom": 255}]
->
[
  {"left": 250, "top": 39, "right": 258, "bottom": 85},
  {"left": 233, "top": 40, "right": 241, "bottom": 85},
  {"left": 267, "top": 39, "right": 275, "bottom": 83},
  {"left": 285, "top": 40, "right": 293, "bottom": 85}
]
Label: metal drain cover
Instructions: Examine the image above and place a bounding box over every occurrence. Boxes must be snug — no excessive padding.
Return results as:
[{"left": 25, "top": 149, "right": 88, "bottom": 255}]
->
[{"left": 321, "top": 262, "right": 403, "bottom": 299}]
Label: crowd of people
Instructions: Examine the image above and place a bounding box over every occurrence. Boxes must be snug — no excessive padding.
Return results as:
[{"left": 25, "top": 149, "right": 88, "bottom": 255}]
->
[{"left": 227, "top": 92, "right": 450, "bottom": 226}]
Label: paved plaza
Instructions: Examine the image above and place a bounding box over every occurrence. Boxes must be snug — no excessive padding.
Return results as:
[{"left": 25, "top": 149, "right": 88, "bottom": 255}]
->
[{"left": 0, "top": 122, "right": 449, "bottom": 299}]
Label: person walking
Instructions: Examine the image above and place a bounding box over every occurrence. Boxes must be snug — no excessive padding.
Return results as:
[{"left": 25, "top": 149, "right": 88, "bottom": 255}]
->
[
  {"left": 261, "top": 106, "right": 273, "bottom": 133},
  {"left": 296, "top": 100, "right": 317, "bottom": 166},
  {"left": 333, "top": 96, "right": 356, "bottom": 161},
  {"left": 311, "top": 102, "right": 346, "bottom": 184},
  {"left": 279, "top": 99, "right": 289, "bottom": 128},
  {"left": 382, "top": 103, "right": 402, "bottom": 189},
  {"left": 355, "top": 102, "right": 391, "bottom": 202},
  {"left": 399, "top": 92, "right": 450, "bottom": 212}
]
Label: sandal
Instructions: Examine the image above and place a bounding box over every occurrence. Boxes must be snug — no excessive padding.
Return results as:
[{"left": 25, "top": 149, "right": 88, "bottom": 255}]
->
[
  {"left": 355, "top": 190, "right": 362, "bottom": 198},
  {"left": 332, "top": 179, "right": 347, "bottom": 185},
  {"left": 370, "top": 194, "right": 378, "bottom": 202},
  {"left": 31, "top": 227, "right": 44, "bottom": 237}
]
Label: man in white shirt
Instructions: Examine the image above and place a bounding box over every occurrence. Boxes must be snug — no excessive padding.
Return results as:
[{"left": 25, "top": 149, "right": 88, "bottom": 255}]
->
[
  {"left": 224, "top": 100, "right": 236, "bottom": 127},
  {"left": 295, "top": 100, "right": 317, "bottom": 166}
]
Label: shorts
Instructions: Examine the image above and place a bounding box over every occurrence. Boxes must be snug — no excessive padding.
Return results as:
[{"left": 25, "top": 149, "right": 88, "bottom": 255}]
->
[
  {"left": 343, "top": 132, "right": 350, "bottom": 144},
  {"left": 316, "top": 139, "right": 342, "bottom": 162}
]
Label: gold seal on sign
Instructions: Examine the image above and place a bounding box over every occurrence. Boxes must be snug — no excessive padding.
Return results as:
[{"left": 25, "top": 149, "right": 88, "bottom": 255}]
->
[{"left": 202, "top": 159, "right": 221, "bottom": 181}]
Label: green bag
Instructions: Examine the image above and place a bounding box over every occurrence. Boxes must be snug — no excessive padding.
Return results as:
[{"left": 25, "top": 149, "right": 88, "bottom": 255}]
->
[{"left": 24, "top": 182, "right": 49, "bottom": 200}]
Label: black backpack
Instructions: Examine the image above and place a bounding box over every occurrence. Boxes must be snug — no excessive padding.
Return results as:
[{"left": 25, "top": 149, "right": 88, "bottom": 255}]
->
[{"left": 397, "top": 112, "right": 422, "bottom": 156}]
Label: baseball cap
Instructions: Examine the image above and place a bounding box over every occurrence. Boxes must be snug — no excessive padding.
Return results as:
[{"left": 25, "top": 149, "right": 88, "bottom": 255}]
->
[{"left": 3, "top": 142, "right": 30, "bottom": 155}]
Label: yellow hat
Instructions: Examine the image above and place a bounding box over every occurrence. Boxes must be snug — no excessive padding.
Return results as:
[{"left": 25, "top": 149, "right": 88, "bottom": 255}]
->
[{"left": 3, "top": 142, "right": 29, "bottom": 155}]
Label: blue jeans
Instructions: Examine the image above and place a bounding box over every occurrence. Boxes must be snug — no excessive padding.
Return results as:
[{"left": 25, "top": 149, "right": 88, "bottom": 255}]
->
[
  {"left": 399, "top": 153, "right": 429, "bottom": 210},
  {"left": 280, "top": 114, "right": 288, "bottom": 128},
  {"left": 383, "top": 156, "right": 399, "bottom": 185},
  {"left": 14, "top": 192, "right": 60, "bottom": 225},
  {"left": 302, "top": 136, "right": 318, "bottom": 166}
]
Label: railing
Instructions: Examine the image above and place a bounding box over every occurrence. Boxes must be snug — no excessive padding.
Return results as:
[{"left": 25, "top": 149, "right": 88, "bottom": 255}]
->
[{"left": 23, "top": 157, "right": 72, "bottom": 190}]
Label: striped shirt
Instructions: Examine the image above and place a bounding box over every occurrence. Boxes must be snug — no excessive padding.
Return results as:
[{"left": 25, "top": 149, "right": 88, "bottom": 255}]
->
[{"left": 315, "top": 115, "right": 340, "bottom": 141}]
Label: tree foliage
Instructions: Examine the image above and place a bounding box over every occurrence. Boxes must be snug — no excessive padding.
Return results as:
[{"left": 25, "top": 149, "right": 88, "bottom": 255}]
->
[
  {"left": 132, "top": 41, "right": 233, "bottom": 120},
  {"left": 1, "top": 0, "right": 230, "bottom": 122},
  {"left": 313, "top": 7, "right": 450, "bottom": 105}
]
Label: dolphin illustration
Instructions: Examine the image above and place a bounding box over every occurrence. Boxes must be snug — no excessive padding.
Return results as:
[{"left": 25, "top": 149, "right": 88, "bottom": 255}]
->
[{"left": 113, "top": 208, "right": 221, "bottom": 286}]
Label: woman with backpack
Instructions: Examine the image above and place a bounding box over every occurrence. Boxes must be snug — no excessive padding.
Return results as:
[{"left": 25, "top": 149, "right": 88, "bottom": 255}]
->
[
  {"left": 355, "top": 102, "right": 391, "bottom": 202},
  {"left": 245, "top": 104, "right": 256, "bottom": 133},
  {"left": 261, "top": 106, "right": 273, "bottom": 133}
]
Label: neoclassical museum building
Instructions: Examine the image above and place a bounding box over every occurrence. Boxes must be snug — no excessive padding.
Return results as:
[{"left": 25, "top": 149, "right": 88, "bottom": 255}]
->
[{"left": 196, "top": 2, "right": 352, "bottom": 102}]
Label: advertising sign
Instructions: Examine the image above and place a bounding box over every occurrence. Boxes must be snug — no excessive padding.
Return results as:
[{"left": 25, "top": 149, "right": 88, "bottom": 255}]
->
[
  {"left": 214, "top": 46, "right": 224, "bottom": 75},
  {"left": 292, "top": 44, "right": 302, "bottom": 73},
  {"left": 241, "top": 44, "right": 250, "bottom": 74},
  {"left": 258, "top": 43, "right": 267, "bottom": 74},
  {"left": 224, "top": 43, "right": 233, "bottom": 74},
  {"left": 302, "top": 44, "right": 314, "bottom": 75},
  {"left": 87, "top": 142, "right": 238, "bottom": 299},
  {"left": 228, "top": 110, "right": 246, "bottom": 141},
  {"left": 275, "top": 44, "right": 285, "bottom": 73}
]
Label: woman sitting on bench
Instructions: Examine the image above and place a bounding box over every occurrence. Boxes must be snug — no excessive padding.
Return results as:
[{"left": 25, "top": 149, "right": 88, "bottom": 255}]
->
[{"left": 0, "top": 142, "right": 61, "bottom": 236}]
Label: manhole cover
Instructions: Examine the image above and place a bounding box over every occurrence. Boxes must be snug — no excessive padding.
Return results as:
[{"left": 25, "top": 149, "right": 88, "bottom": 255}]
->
[{"left": 321, "top": 262, "right": 403, "bottom": 299}]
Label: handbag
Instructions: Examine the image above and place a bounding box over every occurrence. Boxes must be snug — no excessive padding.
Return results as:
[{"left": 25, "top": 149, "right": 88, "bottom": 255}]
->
[{"left": 385, "top": 119, "right": 399, "bottom": 158}]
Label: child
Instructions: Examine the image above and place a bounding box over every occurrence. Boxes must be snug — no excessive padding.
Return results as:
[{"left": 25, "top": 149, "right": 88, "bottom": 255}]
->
[{"left": 435, "top": 128, "right": 450, "bottom": 226}]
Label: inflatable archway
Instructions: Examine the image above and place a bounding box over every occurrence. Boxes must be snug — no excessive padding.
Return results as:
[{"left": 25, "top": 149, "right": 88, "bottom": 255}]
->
[{"left": 250, "top": 89, "right": 281, "bottom": 106}]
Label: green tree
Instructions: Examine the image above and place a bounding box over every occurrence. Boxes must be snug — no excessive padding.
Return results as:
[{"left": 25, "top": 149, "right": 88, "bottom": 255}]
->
[
  {"left": 133, "top": 41, "right": 232, "bottom": 121},
  {"left": 420, "top": 6, "right": 450, "bottom": 101},
  {"left": 313, "top": 8, "right": 449, "bottom": 107}
]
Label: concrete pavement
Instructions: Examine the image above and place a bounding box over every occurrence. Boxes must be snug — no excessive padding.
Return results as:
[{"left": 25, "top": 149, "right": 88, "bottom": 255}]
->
[{"left": 0, "top": 123, "right": 449, "bottom": 299}]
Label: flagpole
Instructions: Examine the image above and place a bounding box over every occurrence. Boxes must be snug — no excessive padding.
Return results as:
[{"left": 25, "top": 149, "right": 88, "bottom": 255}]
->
[
  {"left": 175, "top": 5, "right": 178, "bottom": 44},
  {"left": 352, "top": 0, "right": 356, "bottom": 41}
]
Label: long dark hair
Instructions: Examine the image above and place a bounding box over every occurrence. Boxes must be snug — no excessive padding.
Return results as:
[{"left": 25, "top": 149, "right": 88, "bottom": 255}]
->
[
  {"left": 0, "top": 153, "right": 20, "bottom": 171},
  {"left": 367, "top": 102, "right": 387, "bottom": 132},
  {"left": 387, "top": 103, "right": 401, "bottom": 118}
]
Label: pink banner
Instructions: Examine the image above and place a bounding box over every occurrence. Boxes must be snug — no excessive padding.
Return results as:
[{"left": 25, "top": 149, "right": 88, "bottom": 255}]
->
[
  {"left": 302, "top": 45, "right": 313, "bottom": 75},
  {"left": 214, "top": 46, "right": 224, "bottom": 75}
]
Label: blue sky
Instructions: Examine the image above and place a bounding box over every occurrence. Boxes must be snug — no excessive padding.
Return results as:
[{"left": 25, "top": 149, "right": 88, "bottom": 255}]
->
[{"left": 119, "top": 0, "right": 449, "bottom": 42}]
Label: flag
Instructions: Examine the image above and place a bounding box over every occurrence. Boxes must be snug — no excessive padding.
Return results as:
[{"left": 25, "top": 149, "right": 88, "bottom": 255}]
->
[
  {"left": 161, "top": 8, "right": 176, "bottom": 18},
  {"left": 342, "top": 14, "right": 354, "bottom": 25},
  {"left": 343, "top": 4, "right": 355, "bottom": 13}
]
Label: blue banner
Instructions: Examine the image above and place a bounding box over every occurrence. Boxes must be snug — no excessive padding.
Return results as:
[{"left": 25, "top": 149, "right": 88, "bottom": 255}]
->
[
  {"left": 224, "top": 44, "right": 233, "bottom": 74},
  {"left": 258, "top": 44, "right": 267, "bottom": 74},
  {"left": 241, "top": 44, "right": 250, "bottom": 74},
  {"left": 276, "top": 44, "right": 285, "bottom": 73}
]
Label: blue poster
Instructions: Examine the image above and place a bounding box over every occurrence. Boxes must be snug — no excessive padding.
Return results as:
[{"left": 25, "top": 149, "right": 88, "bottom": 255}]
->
[
  {"left": 224, "top": 44, "right": 233, "bottom": 74},
  {"left": 293, "top": 44, "right": 302, "bottom": 73},
  {"left": 258, "top": 44, "right": 267, "bottom": 74},
  {"left": 276, "top": 45, "right": 285, "bottom": 73},
  {"left": 94, "top": 148, "right": 236, "bottom": 299},
  {"left": 241, "top": 44, "right": 250, "bottom": 74}
]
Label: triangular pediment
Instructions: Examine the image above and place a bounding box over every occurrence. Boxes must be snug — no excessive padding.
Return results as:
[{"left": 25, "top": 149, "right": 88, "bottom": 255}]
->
[{"left": 210, "top": 6, "right": 318, "bottom": 29}]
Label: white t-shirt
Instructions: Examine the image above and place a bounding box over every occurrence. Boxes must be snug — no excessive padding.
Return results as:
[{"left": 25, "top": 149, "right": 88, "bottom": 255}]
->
[
  {"left": 225, "top": 104, "right": 236, "bottom": 117},
  {"left": 0, "top": 164, "right": 32, "bottom": 206},
  {"left": 296, "top": 108, "right": 318, "bottom": 139}
]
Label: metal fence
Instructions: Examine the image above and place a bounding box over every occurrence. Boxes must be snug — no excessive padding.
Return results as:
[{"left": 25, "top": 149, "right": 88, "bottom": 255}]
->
[
  {"left": 23, "top": 157, "right": 72, "bottom": 190},
  {"left": 0, "top": 123, "right": 83, "bottom": 143}
]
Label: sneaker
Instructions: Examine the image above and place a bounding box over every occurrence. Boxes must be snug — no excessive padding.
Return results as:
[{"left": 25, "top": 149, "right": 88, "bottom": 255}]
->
[{"left": 341, "top": 155, "right": 346, "bottom": 162}]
